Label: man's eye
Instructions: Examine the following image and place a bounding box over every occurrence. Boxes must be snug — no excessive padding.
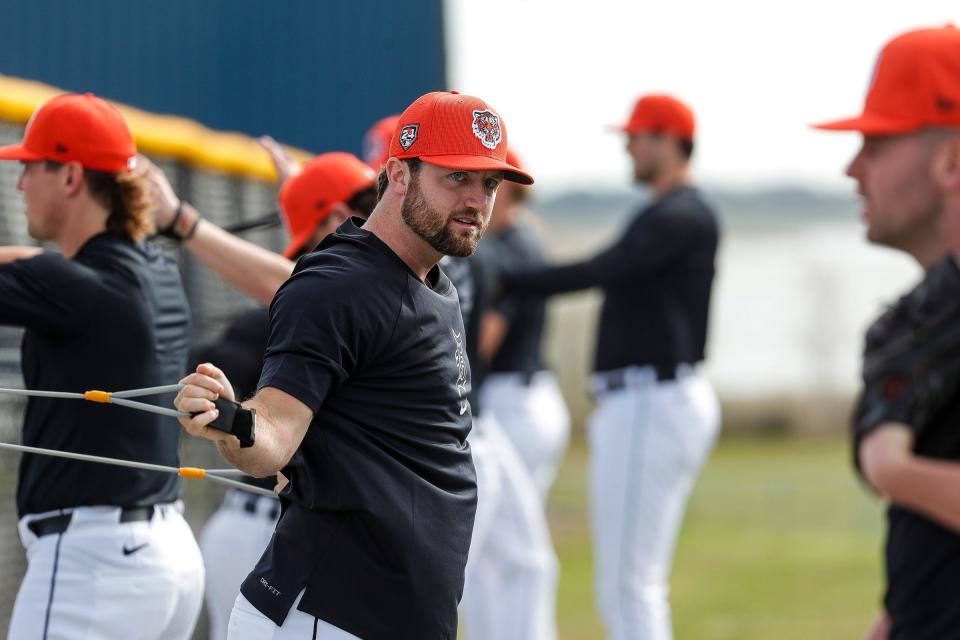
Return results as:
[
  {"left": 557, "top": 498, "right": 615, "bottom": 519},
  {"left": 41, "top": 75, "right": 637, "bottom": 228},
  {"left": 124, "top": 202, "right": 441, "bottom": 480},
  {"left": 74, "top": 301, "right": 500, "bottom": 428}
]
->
[
  {"left": 450, "top": 172, "right": 467, "bottom": 182},
  {"left": 485, "top": 178, "right": 501, "bottom": 190}
]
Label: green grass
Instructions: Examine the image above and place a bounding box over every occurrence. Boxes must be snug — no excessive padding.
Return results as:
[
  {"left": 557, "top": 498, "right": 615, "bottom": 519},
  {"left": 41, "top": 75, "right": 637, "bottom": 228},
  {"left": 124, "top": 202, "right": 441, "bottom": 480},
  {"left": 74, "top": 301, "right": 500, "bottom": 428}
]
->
[{"left": 548, "top": 436, "right": 885, "bottom": 639}]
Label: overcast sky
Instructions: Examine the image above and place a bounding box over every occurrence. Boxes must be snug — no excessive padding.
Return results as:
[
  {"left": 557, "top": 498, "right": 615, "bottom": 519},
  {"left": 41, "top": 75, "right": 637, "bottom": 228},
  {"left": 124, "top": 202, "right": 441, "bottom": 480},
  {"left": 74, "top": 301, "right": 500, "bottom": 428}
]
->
[{"left": 446, "top": 2, "right": 960, "bottom": 192}]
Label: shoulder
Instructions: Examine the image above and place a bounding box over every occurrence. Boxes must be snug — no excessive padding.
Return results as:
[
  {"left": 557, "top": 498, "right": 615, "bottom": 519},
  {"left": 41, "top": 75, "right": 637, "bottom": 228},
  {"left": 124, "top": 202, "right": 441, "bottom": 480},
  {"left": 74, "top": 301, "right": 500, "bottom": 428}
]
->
[
  {"left": 635, "top": 187, "right": 719, "bottom": 235},
  {"left": 651, "top": 186, "right": 717, "bottom": 216},
  {"left": 13, "top": 251, "right": 100, "bottom": 288},
  {"left": 275, "top": 242, "right": 405, "bottom": 323}
]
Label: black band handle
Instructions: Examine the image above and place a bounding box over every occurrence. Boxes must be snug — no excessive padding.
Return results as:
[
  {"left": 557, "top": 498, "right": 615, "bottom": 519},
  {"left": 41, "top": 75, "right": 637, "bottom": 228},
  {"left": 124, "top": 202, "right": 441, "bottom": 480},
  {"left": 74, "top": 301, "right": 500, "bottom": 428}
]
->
[{"left": 192, "top": 397, "right": 256, "bottom": 448}]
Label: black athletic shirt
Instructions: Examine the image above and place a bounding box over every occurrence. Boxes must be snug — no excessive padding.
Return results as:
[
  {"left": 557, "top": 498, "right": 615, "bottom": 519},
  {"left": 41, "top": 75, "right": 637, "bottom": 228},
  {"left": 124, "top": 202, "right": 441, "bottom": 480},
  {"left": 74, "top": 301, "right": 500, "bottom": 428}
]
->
[
  {"left": 486, "top": 223, "right": 547, "bottom": 375},
  {"left": 0, "top": 233, "right": 190, "bottom": 516},
  {"left": 502, "top": 186, "right": 719, "bottom": 373},
  {"left": 191, "top": 307, "right": 276, "bottom": 492},
  {"left": 240, "top": 218, "right": 477, "bottom": 640},
  {"left": 873, "top": 258, "right": 960, "bottom": 638}
]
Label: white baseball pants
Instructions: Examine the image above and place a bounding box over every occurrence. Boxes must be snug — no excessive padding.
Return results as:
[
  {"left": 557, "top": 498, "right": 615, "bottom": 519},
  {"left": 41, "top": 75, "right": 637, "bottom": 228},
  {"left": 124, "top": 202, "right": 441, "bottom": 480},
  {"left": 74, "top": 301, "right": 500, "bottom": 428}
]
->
[
  {"left": 201, "top": 490, "right": 280, "bottom": 640},
  {"left": 480, "top": 371, "right": 571, "bottom": 503},
  {"left": 461, "top": 414, "right": 558, "bottom": 640},
  {"left": 227, "top": 591, "right": 360, "bottom": 639},
  {"left": 8, "top": 502, "right": 204, "bottom": 640},
  {"left": 588, "top": 369, "right": 720, "bottom": 640}
]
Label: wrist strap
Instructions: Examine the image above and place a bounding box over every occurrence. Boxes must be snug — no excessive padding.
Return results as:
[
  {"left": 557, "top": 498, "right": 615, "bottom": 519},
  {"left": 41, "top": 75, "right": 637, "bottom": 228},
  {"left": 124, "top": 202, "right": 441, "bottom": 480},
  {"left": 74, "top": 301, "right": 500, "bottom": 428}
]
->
[
  {"left": 196, "top": 397, "right": 256, "bottom": 448},
  {"left": 159, "top": 201, "right": 201, "bottom": 242}
]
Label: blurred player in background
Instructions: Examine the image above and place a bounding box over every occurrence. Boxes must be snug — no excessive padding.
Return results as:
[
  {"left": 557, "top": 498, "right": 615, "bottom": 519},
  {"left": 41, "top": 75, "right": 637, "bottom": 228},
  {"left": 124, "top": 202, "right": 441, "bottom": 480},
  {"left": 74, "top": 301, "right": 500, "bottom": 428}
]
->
[
  {"left": 814, "top": 24, "right": 960, "bottom": 640},
  {"left": 502, "top": 94, "right": 722, "bottom": 640}
]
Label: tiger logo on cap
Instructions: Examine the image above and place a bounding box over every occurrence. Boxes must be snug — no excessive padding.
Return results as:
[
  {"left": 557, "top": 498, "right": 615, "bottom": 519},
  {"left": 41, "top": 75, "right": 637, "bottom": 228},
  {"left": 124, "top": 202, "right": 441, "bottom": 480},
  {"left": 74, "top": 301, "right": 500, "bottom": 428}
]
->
[{"left": 471, "top": 110, "right": 501, "bottom": 150}]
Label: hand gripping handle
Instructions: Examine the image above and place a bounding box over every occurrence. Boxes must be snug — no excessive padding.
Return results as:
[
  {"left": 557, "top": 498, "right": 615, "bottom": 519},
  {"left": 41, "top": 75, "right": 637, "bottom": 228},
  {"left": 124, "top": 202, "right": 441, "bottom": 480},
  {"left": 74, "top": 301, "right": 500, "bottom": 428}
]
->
[{"left": 194, "top": 397, "right": 256, "bottom": 448}]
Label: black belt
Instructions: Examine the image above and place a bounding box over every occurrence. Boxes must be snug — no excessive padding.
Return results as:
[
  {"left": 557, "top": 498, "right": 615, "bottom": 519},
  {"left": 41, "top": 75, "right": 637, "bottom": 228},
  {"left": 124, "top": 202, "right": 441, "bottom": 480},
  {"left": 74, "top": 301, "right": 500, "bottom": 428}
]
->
[
  {"left": 598, "top": 364, "right": 686, "bottom": 392},
  {"left": 241, "top": 494, "right": 280, "bottom": 520},
  {"left": 493, "top": 369, "right": 543, "bottom": 386},
  {"left": 28, "top": 506, "right": 154, "bottom": 537}
]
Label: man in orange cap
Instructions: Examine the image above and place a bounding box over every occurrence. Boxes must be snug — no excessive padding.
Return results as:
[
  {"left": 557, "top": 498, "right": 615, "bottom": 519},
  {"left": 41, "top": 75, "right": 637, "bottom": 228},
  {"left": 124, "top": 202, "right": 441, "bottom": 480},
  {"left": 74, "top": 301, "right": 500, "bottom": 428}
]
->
[
  {"left": 501, "top": 93, "right": 721, "bottom": 640},
  {"left": 0, "top": 93, "right": 203, "bottom": 639},
  {"left": 143, "top": 145, "right": 377, "bottom": 640},
  {"left": 814, "top": 24, "right": 960, "bottom": 640},
  {"left": 174, "top": 91, "right": 530, "bottom": 639}
]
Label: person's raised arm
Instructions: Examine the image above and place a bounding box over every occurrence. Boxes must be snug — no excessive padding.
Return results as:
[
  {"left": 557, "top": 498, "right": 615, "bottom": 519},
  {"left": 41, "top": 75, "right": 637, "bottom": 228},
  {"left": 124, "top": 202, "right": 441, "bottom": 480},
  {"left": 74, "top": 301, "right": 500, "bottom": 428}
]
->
[{"left": 140, "top": 155, "right": 295, "bottom": 305}]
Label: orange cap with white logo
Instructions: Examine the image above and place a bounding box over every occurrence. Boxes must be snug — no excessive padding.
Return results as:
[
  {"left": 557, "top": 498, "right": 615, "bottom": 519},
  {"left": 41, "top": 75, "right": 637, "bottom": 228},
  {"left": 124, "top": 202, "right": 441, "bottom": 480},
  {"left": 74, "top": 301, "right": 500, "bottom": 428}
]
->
[
  {"left": 389, "top": 91, "right": 533, "bottom": 185},
  {"left": 813, "top": 25, "right": 960, "bottom": 134},
  {"left": 0, "top": 93, "right": 137, "bottom": 173}
]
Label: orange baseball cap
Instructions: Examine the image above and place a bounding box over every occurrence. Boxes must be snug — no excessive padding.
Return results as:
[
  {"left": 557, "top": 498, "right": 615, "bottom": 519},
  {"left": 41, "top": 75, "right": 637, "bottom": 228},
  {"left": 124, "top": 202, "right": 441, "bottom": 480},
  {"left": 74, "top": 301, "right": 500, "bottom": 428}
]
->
[
  {"left": 363, "top": 114, "right": 401, "bottom": 170},
  {"left": 278, "top": 151, "right": 376, "bottom": 258},
  {"left": 613, "top": 94, "right": 696, "bottom": 140},
  {"left": 0, "top": 93, "right": 137, "bottom": 173},
  {"left": 813, "top": 25, "right": 960, "bottom": 134},
  {"left": 389, "top": 91, "right": 533, "bottom": 185}
]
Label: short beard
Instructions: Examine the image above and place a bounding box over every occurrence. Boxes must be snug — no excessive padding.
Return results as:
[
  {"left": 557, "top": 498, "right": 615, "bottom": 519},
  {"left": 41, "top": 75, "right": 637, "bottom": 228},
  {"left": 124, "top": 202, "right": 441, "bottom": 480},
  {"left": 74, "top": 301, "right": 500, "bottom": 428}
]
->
[{"left": 400, "top": 175, "right": 485, "bottom": 258}]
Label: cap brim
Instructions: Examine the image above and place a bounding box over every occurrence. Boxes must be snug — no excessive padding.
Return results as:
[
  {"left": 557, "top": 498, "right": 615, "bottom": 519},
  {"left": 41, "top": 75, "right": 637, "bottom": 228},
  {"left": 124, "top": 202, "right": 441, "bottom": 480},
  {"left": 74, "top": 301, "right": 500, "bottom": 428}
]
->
[
  {"left": 811, "top": 113, "right": 921, "bottom": 135},
  {"left": 421, "top": 155, "right": 534, "bottom": 185},
  {"left": 0, "top": 143, "right": 44, "bottom": 162}
]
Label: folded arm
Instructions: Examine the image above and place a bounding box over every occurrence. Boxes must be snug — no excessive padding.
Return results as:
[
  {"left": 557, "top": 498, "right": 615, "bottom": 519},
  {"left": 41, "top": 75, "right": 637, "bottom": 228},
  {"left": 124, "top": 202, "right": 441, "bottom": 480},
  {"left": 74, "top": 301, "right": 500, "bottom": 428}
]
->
[{"left": 860, "top": 424, "right": 960, "bottom": 534}]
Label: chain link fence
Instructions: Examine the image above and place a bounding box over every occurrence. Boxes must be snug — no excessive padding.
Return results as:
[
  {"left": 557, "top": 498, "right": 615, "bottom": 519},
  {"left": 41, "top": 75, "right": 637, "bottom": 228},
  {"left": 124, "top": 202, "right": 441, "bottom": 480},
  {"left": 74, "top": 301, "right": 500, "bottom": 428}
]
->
[{"left": 0, "top": 120, "right": 286, "bottom": 637}]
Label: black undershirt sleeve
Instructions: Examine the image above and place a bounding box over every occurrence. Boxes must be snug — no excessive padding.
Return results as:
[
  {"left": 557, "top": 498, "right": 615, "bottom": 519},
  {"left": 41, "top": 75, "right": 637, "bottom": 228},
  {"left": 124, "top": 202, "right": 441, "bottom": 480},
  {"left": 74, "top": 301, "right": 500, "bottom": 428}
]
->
[
  {"left": 0, "top": 253, "right": 98, "bottom": 334},
  {"left": 503, "top": 208, "right": 694, "bottom": 296}
]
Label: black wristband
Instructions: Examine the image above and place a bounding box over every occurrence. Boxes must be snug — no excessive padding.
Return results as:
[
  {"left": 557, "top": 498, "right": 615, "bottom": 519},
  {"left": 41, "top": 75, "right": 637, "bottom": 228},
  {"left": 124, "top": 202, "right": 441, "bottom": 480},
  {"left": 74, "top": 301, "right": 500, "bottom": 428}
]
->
[
  {"left": 158, "top": 200, "right": 200, "bottom": 242},
  {"left": 197, "top": 397, "right": 256, "bottom": 448}
]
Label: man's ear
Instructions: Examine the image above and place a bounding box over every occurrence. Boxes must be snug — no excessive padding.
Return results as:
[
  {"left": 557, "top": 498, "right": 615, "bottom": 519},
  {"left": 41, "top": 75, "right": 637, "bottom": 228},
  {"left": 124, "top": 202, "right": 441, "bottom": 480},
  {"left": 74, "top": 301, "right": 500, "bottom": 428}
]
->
[
  {"left": 385, "top": 157, "right": 410, "bottom": 196},
  {"left": 62, "top": 161, "right": 85, "bottom": 197},
  {"left": 938, "top": 136, "right": 960, "bottom": 194}
]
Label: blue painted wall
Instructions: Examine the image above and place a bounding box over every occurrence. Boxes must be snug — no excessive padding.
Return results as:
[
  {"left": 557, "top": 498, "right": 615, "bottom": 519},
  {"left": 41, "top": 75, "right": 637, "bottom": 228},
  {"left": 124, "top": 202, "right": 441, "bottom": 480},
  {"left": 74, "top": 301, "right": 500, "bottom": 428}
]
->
[{"left": 0, "top": 1, "right": 446, "bottom": 155}]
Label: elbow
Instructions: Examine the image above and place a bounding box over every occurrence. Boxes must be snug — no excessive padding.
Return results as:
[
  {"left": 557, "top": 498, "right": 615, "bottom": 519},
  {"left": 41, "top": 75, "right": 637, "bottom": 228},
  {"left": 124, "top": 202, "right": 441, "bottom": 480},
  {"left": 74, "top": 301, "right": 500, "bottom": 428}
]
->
[{"left": 860, "top": 443, "right": 909, "bottom": 500}]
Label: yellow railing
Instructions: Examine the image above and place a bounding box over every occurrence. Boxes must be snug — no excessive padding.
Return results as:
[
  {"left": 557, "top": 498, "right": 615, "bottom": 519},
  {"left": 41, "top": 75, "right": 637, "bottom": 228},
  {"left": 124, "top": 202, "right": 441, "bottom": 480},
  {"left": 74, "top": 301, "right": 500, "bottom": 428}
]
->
[{"left": 0, "top": 75, "right": 311, "bottom": 181}]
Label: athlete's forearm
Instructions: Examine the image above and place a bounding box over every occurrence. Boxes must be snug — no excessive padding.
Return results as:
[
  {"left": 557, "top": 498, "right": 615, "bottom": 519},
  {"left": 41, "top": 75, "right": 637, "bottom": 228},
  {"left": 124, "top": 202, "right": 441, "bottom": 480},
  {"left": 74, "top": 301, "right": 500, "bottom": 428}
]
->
[
  {"left": 216, "top": 395, "right": 306, "bottom": 478},
  {"left": 861, "top": 425, "right": 960, "bottom": 532},
  {"left": 185, "top": 217, "right": 295, "bottom": 305},
  {"left": 883, "top": 456, "right": 960, "bottom": 533}
]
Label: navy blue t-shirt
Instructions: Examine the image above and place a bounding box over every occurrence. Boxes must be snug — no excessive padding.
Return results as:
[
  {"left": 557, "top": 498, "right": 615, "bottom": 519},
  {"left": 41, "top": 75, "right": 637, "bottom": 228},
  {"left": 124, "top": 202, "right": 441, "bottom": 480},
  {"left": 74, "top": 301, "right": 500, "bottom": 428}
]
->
[
  {"left": 0, "top": 234, "right": 190, "bottom": 516},
  {"left": 240, "top": 218, "right": 477, "bottom": 640}
]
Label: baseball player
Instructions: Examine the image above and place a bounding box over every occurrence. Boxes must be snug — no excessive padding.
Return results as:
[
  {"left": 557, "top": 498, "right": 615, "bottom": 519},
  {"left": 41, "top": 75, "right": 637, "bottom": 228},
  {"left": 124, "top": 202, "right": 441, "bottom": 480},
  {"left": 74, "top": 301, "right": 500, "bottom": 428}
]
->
[
  {"left": 146, "top": 148, "right": 377, "bottom": 640},
  {"left": 175, "top": 91, "right": 532, "bottom": 639},
  {"left": 501, "top": 94, "right": 721, "bottom": 640},
  {"left": 361, "top": 116, "right": 558, "bottom": 639},
  {"left": 814, "top": 24, "right": 960, "bottom": 640},
  {"left": 479, "top": 149, "right": 571, "bottom": 502},
  {"left": 0, "top": 94, "right": 204, "bottom": 639}
]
